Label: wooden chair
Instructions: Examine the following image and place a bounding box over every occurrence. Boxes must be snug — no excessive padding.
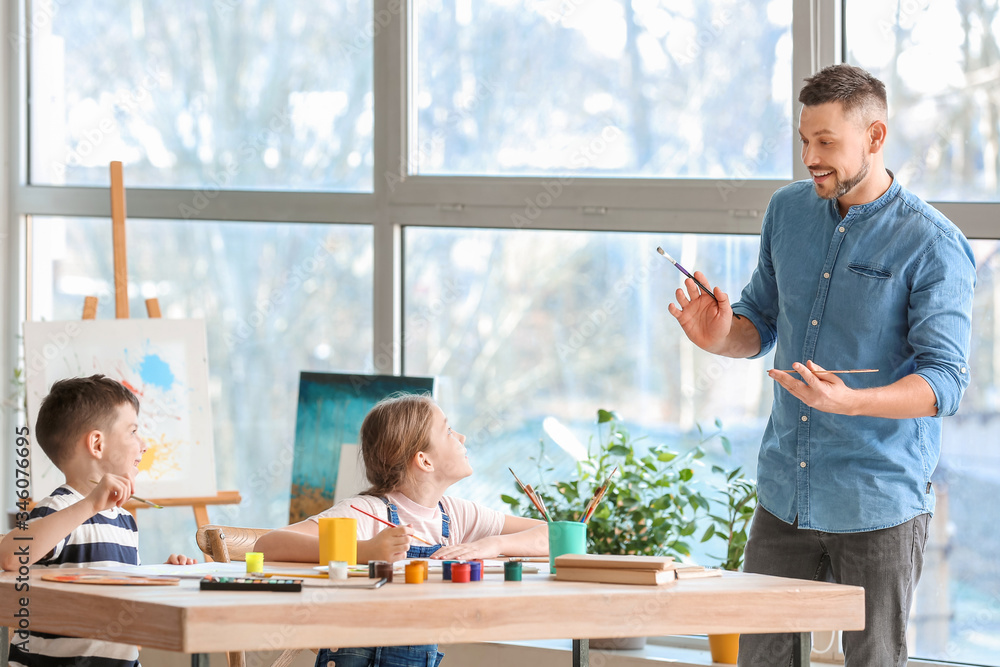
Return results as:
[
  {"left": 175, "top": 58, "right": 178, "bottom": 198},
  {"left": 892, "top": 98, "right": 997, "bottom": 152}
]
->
[{"left": 194, "top": 525, "right": 308, "bottom": 667}]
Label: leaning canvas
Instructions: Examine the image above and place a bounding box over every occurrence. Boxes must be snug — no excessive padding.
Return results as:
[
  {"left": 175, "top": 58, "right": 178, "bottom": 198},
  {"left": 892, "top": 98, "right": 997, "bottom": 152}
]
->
[{"left": 24, "top": 318, "right": 217, "bottom": 500}]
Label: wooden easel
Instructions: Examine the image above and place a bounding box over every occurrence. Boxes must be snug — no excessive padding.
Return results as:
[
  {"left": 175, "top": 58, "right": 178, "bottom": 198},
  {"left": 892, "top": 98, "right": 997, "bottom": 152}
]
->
[{"left": 83, "top": 161, "right": 241, "bottom": 540}]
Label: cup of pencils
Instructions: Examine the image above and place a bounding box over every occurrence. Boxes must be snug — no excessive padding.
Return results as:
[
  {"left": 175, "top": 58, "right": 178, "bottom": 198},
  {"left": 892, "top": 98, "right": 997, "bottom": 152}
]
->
[{"left": 548, "top": 521, "right": 587, "bottom": 574}]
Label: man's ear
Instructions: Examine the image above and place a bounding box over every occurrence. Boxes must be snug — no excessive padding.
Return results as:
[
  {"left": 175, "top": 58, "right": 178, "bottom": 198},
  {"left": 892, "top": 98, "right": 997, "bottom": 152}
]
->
[
  {"left": 869, "top": 120, "right": 887, "bottom": 153},
  {"left": 86, "top": 430, "right": 104, "bottom": 459}
]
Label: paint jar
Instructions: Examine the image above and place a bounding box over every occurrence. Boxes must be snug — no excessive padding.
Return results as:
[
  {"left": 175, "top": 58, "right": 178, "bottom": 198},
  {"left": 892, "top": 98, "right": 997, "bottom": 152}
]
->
[
  {"left": 548, "top": 521, "right": 587, "bottom": 573},
  {"left": 374, "top": 561, "right": 394, "bottom": 583},
  {"left": 405, "top": 562, "right": 424, "bottom": 584},
  {"left": 245, "top": 552, "right": 263, "bottom": 574},
  {"left": 328, "top": 560, "right": 348, "bottom": 581},
  {"left": 451, "top": 562, "right": 471, "bottom": 583},
  {"left": 504, "top": 560, "right": 523, "bottom": 582},
  {"left": 469, "top": 560, "right": 482, "bottom": 581},
  {"left": 369, "top": 560, "right": 387, "bottom": 578},
  {"left": 412, "top": 559, "right": 429, "bottom": 581},
  {"left": 318, "top": 517, "right": 358, "bottom": 566},
  {"left": 442, "top": 560, "right": 458, "bottom": 581}
]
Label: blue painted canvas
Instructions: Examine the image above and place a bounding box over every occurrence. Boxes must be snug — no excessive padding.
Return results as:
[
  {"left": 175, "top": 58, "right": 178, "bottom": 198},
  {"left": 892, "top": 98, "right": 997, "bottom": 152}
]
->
[{"left": 289, "top": 372, "right": 435, "bottom": 523}]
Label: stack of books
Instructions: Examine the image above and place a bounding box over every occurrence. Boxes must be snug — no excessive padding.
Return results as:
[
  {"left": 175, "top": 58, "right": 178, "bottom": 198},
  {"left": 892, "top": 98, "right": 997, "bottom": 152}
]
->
[{"left": 553, "top": 554, "right": 723, "bottom": 586}]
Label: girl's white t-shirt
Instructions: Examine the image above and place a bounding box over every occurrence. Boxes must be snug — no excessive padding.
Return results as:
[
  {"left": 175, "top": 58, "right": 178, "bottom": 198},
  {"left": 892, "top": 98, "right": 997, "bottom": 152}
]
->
[{"left": 309, "top": 492, "right": 506, "bottom": 546}]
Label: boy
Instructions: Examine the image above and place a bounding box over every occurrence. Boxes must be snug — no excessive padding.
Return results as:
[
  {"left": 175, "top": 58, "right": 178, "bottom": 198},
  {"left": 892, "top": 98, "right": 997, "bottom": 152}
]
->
[{"left": 0, "top": 374, "right": 197, "bottom": 667}]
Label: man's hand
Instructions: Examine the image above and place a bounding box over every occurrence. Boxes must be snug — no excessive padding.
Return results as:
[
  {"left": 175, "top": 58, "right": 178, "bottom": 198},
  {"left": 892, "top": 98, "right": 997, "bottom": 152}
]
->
[
  {"left": 768, "top": 361, "right": 858, "bottom": 415},
  {"left": 667, "top": 272, "right": 737, "bottom": 355}
]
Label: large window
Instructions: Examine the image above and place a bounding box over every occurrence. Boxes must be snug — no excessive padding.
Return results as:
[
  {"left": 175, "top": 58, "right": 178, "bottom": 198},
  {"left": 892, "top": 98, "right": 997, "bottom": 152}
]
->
[
  {"left": 29, "top": 217, "right": 373, "bottom": 559},
  {"left": 413, "top": 0, "right": 794, "bottom": 178},
  {"left": 30, "top": 0, "right": 374, "bottom": 191},
  {"left": 846, "top": 0, "right": 1000, "bottom": 202},
  {"left": 403, "top": 228, "right": 773, "bottom": 509}
]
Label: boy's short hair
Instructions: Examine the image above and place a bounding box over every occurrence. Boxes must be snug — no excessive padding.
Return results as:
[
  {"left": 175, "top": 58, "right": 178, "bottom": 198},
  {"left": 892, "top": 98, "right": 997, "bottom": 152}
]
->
[
  {"left": 35, "top": 374, "right": 140, "bottom": 468},
  {"left": 799, "top": 64, "right": 887, "bottom": 128}
]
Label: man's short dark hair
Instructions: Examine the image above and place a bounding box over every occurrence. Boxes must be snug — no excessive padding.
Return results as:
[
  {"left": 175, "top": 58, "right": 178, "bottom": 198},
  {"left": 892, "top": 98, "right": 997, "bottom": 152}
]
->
[
  {"left": 35, "top": 374, "right": 140, "bottom": 468},
  {"left": 799, "top": 64, "right": 887, "bottom": 127}
]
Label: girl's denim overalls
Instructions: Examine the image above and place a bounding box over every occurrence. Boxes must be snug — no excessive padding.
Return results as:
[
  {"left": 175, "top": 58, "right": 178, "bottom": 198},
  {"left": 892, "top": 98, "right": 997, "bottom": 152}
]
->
[{"left": 314, "top": 498, "right": 449, "bottom": 667}]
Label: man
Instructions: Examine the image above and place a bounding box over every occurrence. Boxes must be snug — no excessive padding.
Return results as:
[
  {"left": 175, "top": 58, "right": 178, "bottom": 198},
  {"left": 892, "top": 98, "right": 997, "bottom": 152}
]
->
[{"left": 668, "top": 64, "right": 975, "bottom": 666}]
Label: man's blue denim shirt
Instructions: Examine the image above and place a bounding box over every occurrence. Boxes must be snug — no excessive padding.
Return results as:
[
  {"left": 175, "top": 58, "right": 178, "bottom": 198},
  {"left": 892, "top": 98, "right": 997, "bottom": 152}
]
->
[{"left": 732, "top": 177, "right": 976, "bottom": 533}]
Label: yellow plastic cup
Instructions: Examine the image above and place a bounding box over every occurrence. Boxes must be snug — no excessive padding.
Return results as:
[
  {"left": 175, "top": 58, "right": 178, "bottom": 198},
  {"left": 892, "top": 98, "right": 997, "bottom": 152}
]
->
[
  {"left": 318, "top": 517, "right": 358, "bottom": 566},
  {"left": 245, "top": 552, "right": 263, "bottom": 574}
]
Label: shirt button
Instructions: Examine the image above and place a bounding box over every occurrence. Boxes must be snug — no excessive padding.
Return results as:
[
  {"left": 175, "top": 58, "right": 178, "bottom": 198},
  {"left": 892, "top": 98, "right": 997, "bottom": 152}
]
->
[
  {"left": 823, "top": 272, "right": 830, "bottom": 279},
  {"left": 801, "top": 415, "right": 808, "bottom": 422},
  {"left": 839, "top": 226, "right": 846, "bottom": 233},
  {"left": 811, "top": 319, "right": 818, "bottom": 326},
  {"left": 800, "top": 461, "right": 807, "bottom": 468},
  {"left": 960, "top": 367, "right": 967, "bottom": 374}
]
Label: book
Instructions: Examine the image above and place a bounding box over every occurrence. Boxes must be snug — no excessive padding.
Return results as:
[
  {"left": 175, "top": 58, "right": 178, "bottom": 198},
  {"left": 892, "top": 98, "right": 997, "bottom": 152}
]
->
[
  {"left": 554, "top": 566, "right": 676, "bottom": 586},
  {"left": 554, "top": 553, "right": 675, "bottom": 571},
  {"left": 674, "top": 565, "right": 724, "bottom": 579}
]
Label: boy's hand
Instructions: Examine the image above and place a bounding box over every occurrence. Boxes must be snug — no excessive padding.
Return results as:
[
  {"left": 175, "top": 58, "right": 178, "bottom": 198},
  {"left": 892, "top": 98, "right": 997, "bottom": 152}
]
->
[
  {"left": 87, "top": 474, "right": 133, "bottom": 513},
  {"left": 165, "top": 553, "right": 198, "bottom": 565},
  {"left": 368, "top": 525, "right": 412, "bottom": 563}
]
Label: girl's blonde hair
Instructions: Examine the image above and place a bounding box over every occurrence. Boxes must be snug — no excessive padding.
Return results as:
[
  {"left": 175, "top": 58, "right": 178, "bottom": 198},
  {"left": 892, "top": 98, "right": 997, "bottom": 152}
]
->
[{"left": 360, "top": 393, "right": 435, "bottom": 496}]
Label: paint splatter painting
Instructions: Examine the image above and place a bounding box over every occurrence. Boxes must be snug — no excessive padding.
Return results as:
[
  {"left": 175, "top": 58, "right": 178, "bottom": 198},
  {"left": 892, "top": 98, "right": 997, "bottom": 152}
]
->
[{"left": 24, "top": 319, "right": 216, "bottom": 500}]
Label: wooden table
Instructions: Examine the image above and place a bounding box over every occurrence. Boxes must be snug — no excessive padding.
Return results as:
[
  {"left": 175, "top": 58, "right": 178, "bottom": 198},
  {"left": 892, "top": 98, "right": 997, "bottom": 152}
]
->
[{"left": 1, "top": 568, "right": 863, "bottom": 667}]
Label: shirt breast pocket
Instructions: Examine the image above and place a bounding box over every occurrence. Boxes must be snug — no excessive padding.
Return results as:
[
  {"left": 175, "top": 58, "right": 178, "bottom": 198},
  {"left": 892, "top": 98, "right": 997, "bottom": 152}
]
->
[
  {"left": 847, "top": 262, "right": 893, "bottom": 280},
  {"left": 843, "top": 262, "right": 900, "bottom": 312}
]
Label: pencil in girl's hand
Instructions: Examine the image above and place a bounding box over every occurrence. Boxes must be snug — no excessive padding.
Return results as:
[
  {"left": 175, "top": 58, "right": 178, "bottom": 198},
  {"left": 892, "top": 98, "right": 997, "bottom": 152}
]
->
[
  {"left": 349, "top": 504, "right": 434, "bottom": 546},
  {"left": 89, "top": 479, "right": 163, "bottom": 508}
]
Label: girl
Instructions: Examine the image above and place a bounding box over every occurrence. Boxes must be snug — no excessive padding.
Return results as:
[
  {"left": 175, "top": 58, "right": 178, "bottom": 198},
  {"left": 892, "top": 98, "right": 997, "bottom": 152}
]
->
[{"left": 255, "top": 394, "right": 548, "bottom": 667}]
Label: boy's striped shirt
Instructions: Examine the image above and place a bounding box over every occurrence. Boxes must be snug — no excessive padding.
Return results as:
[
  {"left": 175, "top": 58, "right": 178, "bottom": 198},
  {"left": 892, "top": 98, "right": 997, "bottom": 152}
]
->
[{"left": 8, "top": 485, "right": 141, "bottom": 667}]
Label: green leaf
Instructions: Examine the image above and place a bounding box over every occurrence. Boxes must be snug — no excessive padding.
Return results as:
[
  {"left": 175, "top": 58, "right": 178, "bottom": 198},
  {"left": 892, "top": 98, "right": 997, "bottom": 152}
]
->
[
  {"left": 721, "top": 436, "right": 732, "bottom": 455},
  {"left": 597, "top": 409, "right": 615, "bottom": 423},
  {"left": 500, "top": 494, "right": 519, "bottom": 505},
  {"left": 700, "top": 525, "right": 716, "bottom": 542}
]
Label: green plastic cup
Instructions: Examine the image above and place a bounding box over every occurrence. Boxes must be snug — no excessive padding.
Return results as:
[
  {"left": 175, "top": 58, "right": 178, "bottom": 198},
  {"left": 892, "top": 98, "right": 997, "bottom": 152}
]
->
[{"left": 548, "top": 520, "right": 587, "bottom": 573}]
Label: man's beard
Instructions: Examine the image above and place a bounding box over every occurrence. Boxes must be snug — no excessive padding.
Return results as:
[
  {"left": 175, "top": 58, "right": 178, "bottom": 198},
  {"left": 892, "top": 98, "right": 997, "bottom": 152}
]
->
[{"left": 817, "top": 152, "right": 870, "bottom": 200}]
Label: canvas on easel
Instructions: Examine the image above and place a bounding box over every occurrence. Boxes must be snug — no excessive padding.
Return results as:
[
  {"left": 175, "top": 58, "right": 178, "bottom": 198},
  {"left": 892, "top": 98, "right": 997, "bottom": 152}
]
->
[{"left": 24, "top": 318, "right": 217, "bottom": 500}]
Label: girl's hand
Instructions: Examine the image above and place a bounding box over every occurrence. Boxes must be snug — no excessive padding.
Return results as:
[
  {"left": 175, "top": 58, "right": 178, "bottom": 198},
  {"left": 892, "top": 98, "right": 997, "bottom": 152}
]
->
[
  {"left": 431, "top": 536, "right": 500, "bottom": 561},
  {"left": 368, "top": 525, "right": 413, "bottom": 563},
  {"left": 165, "top": 553, "right": 198, "bottom": 565},
  {"left": 87, "top": 474, "right": 132, "bottom": 513}
]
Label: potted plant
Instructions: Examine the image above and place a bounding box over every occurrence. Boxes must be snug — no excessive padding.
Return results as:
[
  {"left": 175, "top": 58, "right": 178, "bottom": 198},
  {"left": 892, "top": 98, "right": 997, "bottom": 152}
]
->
[
  {"left": 700, "top": 464, "right": 758, "bottom": 664},
  {"left": 502, "top": 409, "right": 715, "bottom": 649}
]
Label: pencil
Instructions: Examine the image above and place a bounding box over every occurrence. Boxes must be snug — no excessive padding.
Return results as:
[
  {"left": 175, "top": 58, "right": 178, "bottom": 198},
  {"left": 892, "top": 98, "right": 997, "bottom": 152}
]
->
[
  {"left": 89, "top": 479, "right": 163, "bottom": 509},
  {"left": 349, "top": 504, "right": 435, "bottom": 546},
  {"left": 773, "top": 369, "right": 878, "bottom": 375}
]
